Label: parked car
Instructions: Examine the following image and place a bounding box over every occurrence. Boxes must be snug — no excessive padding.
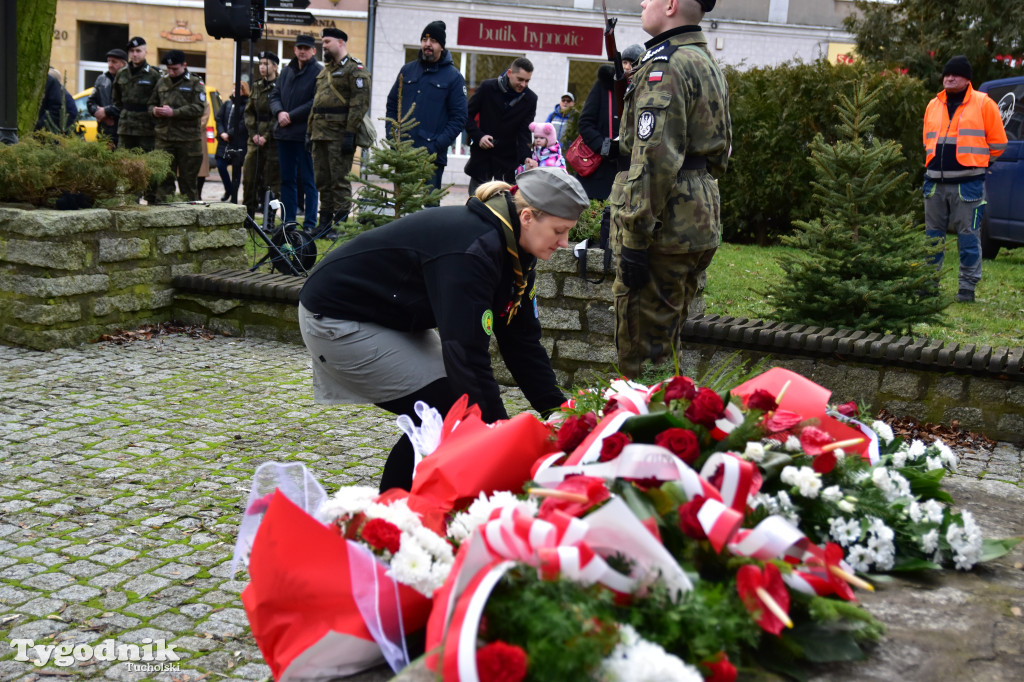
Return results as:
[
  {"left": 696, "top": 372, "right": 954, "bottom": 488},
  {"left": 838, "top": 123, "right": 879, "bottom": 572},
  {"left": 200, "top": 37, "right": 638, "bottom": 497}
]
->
[
  {"left": 72, "top": 85, "right": 223, "bottom": 158},
  {"left": 979, "top": 77, "right": 1024, "bottom": 259}
]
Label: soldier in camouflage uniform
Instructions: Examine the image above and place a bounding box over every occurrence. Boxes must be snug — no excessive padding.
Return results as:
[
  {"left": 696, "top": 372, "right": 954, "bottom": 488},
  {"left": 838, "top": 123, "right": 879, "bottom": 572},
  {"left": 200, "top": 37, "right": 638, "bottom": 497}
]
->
[
  {"left": 610, "top": 0, "right": 731, "bottom": 378},
  {"left": 310, "top": 28, "right": 371, "bottom": 231},
  {"left": 242, "top": 51, "right": 282, "bottom": 218},
  {"left": 113, "top": 37, "right": 161, "bottom": 202},
  {"left": 148, "top": 50, "right": 207, "bottom": 202}
]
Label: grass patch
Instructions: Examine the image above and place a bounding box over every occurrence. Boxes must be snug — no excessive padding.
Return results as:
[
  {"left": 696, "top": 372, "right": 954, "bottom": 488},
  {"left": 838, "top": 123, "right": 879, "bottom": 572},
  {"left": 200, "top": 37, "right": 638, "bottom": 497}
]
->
[{"left": 704, "top": 242, "right": 1024, "bottom": 349}]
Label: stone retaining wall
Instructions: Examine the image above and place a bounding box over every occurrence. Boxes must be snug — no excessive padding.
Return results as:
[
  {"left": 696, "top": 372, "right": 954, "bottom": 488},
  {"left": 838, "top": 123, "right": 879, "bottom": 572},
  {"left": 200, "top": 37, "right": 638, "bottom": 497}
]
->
[{"left": 0, "top": 204, "right": 248, "bottom": 350}]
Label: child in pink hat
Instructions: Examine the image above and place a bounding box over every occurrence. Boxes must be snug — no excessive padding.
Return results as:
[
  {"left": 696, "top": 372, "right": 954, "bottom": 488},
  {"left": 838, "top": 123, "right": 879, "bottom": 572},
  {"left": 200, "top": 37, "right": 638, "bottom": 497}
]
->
[{"left": 516, "top": 121, "right": 567, "bottom": 175}]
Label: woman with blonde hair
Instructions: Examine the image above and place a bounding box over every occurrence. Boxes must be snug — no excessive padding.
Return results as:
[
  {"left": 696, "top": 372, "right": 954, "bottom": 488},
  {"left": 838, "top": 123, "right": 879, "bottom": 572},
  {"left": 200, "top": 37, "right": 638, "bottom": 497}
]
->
[{"left": 298, "top": 167, "right": 590, "bottom": 491}]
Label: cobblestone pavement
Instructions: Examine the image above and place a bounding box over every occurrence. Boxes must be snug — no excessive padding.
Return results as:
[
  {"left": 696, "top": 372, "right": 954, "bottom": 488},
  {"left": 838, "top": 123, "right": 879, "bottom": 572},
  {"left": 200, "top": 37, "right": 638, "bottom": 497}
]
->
[{"left": 1, "top": 335, "right": 1021, "bottom": 681}]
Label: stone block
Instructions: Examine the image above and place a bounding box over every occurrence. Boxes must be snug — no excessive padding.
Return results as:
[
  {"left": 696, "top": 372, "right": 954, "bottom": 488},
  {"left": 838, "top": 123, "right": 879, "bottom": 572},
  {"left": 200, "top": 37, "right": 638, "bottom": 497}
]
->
[
  {"left": 996, "top": 413, "right": 1024, "bottom": 440},
  {"left": 250, "top": 301, "right": 297, "bottom": 320},
  {"left": 881, "top": 400, "right": 930, "bottom": 422},
  {"left": 965, "top": 378, "right": 1010, "bottom": 405},
  {"left": 539, "top": 306, "right": 581, "bottom": 331},
  {"left": 943, "top": 406, "right": 985, "bottom": 431},
  {"left": 92, "top": 288, "right": 175, "bottom": 317},
  {"left": 935, "top": 375, "right": 966, "bottom": 401},
  {"left": 170, "top": 262, "right": 199, "bottom": 276},
  {"left": 200, "top": 255, "right": 248, "bottom": 272},
  {"left": 585, "top": 303, "right": 615, "bottom": 336},
  {"left": 110, "top": 266, "right": 171, "bottom": 289},
  {"left": 2, "top": 208, "right": 111, "bottom": 237},
  {"left": 175, "top": 295, "right": 243, "bottom": 315},
  {"left": 539, "top": 336, "right": 555, "bottom": 355},
  {"left": 535, "top": 273, "right": 558, "bottom": 298},
  {"left": 556, "top": 339, "right": 616, "bottom": 364},
  {"left": 196, "top": 204, "right": 247, "bottom": 227},
  {"left": 562, "top": 276, "right": 612, "bottom": 301},
  {"left": 880, "top": 370, "right": 924, "bottom": 399},
  {"left": 187, "top": 228, "right": 247, "bottom": 251},
  {"left": 112, "top": 206, "right": 197, "bottom": 230},
  {"left": 545, "top": 248, "right": 579, "bottom": 274},
  {"left": 159, "top": 233, "right": 188, "bottom": 255},
  {"left": 4, "top": 239, "right": 88, "bottom": 270},
  {"left": 1, "top": 273, "right": 109, "bottom": 298},
  {"left": 11, "top": 301, "right": 81, "bottom": 325},
  {"left": 1007, "top": 385, "right": 1024, "bottom": 408},
  {"left": 770, "top": 357, "right": 816, "bottom": 377},
  {"left": 98, "top": 237, "right": 150, "bottom": 263}
]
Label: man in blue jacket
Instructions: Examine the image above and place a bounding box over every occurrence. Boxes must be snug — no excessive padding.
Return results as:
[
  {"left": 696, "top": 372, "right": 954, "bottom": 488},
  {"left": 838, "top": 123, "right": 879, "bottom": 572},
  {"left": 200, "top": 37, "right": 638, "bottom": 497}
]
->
[
  {"left": 270, "top": 34, "right": 322, "bottom": 231},
  {"left": 386, "top": 21, "right": 468, "bottom": 190}
]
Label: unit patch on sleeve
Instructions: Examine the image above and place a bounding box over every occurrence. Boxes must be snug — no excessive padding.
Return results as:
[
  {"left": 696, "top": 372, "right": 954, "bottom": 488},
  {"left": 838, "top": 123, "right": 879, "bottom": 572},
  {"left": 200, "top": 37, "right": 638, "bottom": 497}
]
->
[{"left": 637, "top": 111, "right": 655, "bottom": 141}]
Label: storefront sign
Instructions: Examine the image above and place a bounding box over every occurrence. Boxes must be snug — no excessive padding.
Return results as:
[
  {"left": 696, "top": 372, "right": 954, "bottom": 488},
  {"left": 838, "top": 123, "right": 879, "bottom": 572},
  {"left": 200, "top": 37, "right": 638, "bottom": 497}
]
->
[
  {"left": 265, "top": 17, "right": 342, "bottom": 39},
  {"left": 457, "top": 18, "right": 603, "bottom": 56}
]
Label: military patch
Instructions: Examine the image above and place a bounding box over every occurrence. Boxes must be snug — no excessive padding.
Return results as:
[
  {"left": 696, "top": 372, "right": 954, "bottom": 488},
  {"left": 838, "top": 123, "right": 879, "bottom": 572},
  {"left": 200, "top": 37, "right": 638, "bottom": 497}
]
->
[
  {"left": 199, "top": 91, "right": 206, "bottom": 102},
  {"left": 637, "top": 111, "right": 655, "bottom": 141},
  {"left": 481, "top": 309, "right": 494, "bottom": 336},
  {"left": 529, "top": 283, "right": 537, "bottom": 300},
  {"left": 648, "top": 71, "right": 663, "bottom": 83},
  {"left": 355, "top": 77, "right": 365, "bottom": 88}
]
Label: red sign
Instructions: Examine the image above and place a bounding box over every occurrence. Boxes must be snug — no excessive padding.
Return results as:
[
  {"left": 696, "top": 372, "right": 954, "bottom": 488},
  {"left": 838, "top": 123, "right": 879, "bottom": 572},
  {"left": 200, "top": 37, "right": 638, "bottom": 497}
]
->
[{"left": 457, "top": 18, "right": 603, "bottom": 56}]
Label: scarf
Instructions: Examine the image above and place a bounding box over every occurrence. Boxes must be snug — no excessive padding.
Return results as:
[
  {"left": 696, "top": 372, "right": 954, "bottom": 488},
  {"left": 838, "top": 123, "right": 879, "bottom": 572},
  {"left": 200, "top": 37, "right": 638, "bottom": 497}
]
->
[{"left": 481, "top": 193, "right": 532, "bottom": 323}]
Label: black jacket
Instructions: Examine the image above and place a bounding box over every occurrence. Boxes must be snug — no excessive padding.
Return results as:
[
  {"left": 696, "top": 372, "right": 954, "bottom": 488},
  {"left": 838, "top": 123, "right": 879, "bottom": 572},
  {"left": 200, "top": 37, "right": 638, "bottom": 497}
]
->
[
  {"left": 299, "top": 197, "right": 564, "bottom": 422},
  {"left": 269, "top": 57, "right": 323, "bottom": 142},
  {"left": 464, "top": 74, "right": 537, "bottom": 183},
  {"left": 215, "top": 96, "right": 249, "bottom": 159},
  {"left": 36, "top": 75, "right": 77, "bottom": 134},
  {"left": 87, "top": 71, "right": 119, "bottom": 139},
  {"left": 577, "top": 65, "right": 622, "bottom": 201}
]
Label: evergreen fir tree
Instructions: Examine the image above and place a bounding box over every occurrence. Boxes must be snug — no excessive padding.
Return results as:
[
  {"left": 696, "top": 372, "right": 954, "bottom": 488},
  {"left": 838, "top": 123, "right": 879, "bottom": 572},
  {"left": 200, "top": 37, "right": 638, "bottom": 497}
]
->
[
  {"left": 767, "top": 81, "right": 947, "bottom": 335},
  {"left": 336, "top": 86, "right": 447, "bottom": 237}
]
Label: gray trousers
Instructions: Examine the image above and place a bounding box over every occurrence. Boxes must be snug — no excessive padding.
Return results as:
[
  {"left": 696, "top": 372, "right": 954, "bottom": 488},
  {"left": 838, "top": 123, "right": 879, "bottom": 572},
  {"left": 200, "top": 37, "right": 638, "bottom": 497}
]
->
[{"left": 923, "top": 177, "right": 985, "bottom": 292}]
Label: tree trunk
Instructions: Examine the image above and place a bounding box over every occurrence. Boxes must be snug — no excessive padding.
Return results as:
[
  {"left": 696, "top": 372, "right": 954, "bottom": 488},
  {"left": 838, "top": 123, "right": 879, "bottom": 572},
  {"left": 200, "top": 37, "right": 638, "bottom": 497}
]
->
[{"left": 16, "top": 0, "right": 58, "bottom": 138}]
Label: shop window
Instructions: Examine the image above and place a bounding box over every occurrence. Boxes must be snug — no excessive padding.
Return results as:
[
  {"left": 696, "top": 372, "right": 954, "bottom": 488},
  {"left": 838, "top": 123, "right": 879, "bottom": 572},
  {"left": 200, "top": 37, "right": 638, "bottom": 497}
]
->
[
  {"left": 76, "top": 21, "right": 128, "bottom": 91},
  {"left": 567, "top": 59, "right": 606, "bottom": 107}
]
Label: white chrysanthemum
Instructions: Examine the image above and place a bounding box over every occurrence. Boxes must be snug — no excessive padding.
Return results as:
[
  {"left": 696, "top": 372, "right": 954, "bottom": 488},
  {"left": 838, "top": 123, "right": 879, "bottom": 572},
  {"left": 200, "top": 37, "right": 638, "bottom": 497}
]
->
[
  {"left": 388, "top": 539, "right": 437, "bottom": 596},
  {"left": 447, "top": 491, "right": 538, "bottom": 544},
  {"left": 366, "top": 498, "right": 421, "bottom": 533},
  {"left": 865, "top": 516, "right": 896, "bottom": 570},
  {"left": 411, "top": 525, "right": 454, "bottom": 561},
  {"left": 821, "top": 485, "right": 843, "bottom": 503},
  {"left": 871, "top": 420, "right": 895, "bottom": 445},
  {"left": 907, "top": 439, "right": 927, "bottom": 460},
  {"left": 872, "top": 467, "right": 912, "bottom": 502},
  {"left": 784, "top": 435, "right": 802, "bottom": 452},
  {"left": 907, "top": 501, "right": 923, "bottom": 523},
  {"left": 828, "top": 517, "right": 862, "bottom": 547},
  {"left": 852, "top": 469, "right": 871, "bottom": 484},
  {"left": 316, "top": 485, "right": 378, "bottom": 523},
  {"left": 920, "top": 528, "right": 940, "bottom": 554},
  {"left": 846, "top": 545, "right": 872, "bottom": 573},
  {"left": 921, "top": 499, "right": 945, "bottom": 525},
  {"left": 838, "top": 499, "right": 855, "bottom": 513},
  {"left": 925, "top": 455, "right": 945, "bottom": 471},
  {"left": 597, "top": 625, "right": 704, "bottom": 682},
  {"left": 932, "top": 439, "right": 958, "bottom": 470},
  {"left": 891, "top": 448, "right": 909, "bottom": 468},
  {"left": 743, "top": 441, "right": 766, "bottom": 463},
  {"left": 946, "top": 510, "right": 983, "bottom": 571}
]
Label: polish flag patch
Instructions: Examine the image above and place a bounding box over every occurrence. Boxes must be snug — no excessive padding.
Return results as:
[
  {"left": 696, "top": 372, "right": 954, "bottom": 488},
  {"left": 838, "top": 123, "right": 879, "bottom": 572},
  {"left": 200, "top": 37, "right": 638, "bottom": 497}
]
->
[{"left": 648, "top": 71, "right": 663, "bottom": 83}]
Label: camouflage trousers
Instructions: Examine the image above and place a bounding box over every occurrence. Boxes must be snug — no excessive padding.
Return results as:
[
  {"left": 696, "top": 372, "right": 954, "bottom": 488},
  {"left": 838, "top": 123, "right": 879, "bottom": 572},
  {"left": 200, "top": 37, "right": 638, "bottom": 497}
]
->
[
  {"left": 242, "top": 139, "right": 281, "bottom": 217},
  {"left": 312, "top": 138, "right": 355, "bottom": 228},
  {"left": 155, "top": 138, "right": 203, "bottom": 202},
  {"left": 118, "top": 135, "right": 157, "bottom": 203},
  {"left": 612, "top": 247, "right": 717, "bottom": 379}
]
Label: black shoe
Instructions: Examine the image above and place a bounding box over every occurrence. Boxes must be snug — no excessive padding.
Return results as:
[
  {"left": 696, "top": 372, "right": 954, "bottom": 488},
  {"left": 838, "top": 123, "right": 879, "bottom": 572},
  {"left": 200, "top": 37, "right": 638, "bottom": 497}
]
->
[
  {"left": 220, "top": 193, "right": 231, "bottom": 202},
  {"left": 956, "top": 289, "right": 975, "bottom": 303}
]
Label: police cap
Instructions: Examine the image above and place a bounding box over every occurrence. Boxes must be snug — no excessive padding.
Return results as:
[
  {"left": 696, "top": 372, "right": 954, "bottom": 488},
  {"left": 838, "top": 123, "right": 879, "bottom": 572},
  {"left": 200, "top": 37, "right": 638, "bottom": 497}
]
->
[
  {"left": 515, "top": 167, "right": 590, "bottom": 221},
  {"left": 294, "top": 34, "right": 315, "bottom": 48}
]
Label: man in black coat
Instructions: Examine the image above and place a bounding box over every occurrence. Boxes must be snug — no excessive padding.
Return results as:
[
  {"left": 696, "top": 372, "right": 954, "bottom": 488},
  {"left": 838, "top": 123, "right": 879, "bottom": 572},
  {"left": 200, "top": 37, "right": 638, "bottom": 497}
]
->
[
  {"left": 87, "top": 48, "right": 128, "bottom": 145},
  {"left": 464, "top": 57, "right": 537, "bottom": 194}
]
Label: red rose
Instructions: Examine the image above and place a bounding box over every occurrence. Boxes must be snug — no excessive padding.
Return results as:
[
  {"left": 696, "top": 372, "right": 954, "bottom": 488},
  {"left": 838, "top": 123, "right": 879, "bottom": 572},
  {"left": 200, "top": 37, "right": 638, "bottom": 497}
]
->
[
  {"left": 745, "top": 388, "right": 778, "bottom": 413},
  {"left": 702, "top": 652, "right": 738, "bottom": 682},
  {"left": 476, "top": 641, "right": 528, "bottom": 682},
  {"left": 653, "top": 428, "right": 701, "bottom": 465},
  {"left": 677, "top": 496, "right": 707, "bottom": 540},
  {"left": 836, "top": 401, "right": 859, "bottom": 417},
  {"left": 360, "top": 517, "right": 402, "bottom": 554},
  {"left": 538, "top": 476, "right": 610, "bottom": 519},
  {"left": 555, "top": 413, "right": 598, "bottom": 452},
  {"left": 598, "top": 432, "right": 632, "bottom": 462},
  {"left": 684, "top": 388, "right": 725, "bottom": 428},
  {"left": 664, "top": 376, "right": 698, "bottom": 402}
]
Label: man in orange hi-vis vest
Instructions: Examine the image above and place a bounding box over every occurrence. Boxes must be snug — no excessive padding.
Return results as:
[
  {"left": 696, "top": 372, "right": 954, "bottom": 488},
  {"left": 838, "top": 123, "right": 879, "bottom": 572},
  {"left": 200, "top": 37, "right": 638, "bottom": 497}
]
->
[{"left": 922, "top": 55, "right": 1007, "bottom": 303}]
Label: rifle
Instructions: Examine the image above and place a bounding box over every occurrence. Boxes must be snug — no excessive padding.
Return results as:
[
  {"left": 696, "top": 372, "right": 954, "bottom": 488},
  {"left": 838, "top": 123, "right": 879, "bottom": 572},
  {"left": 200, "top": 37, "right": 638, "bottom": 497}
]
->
[{"left": 602, "top": 0, "right": 628, "bottom": 118}]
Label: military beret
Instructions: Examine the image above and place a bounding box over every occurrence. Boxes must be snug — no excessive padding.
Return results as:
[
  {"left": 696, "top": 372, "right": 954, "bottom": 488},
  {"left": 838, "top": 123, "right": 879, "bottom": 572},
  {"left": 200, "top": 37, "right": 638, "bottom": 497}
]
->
[
  {"left": 162, "top": 50, "right": 186, "bottom": 66},
  {"left": 322, "top": 28, "right": 347, "bottom": 42},
  {"left": 515, "top": 167, "right": 590, "bottom": 221},
  {"left": 295, "top": 34, "right": 315, "bottom": 48},
  {"left": 127, "top": 36, "right": 146, "bottom": 49},
  {"left": 258, "top": 50, "right": 280, "bottom": 65},
  {"left": 106, "top": 48, "right": 128, "bottom": 61}
]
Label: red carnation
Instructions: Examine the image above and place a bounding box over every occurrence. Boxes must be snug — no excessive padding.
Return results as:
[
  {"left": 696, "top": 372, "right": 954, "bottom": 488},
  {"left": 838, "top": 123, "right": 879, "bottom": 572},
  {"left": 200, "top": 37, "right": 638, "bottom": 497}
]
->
[
  {"left": 745, "top": 388, "right": 778, "bottom": 413},
  {"left": 599, "top": 432, "right": 632, "bottom": 462},
  {"left": 684, "top": 388, "right": 725, "bottom": 428},
  {"left": 836, "top": 401, "right": 859, "bottom": 417},
  {"left": 702, "top": 652, "right": 738, "bottom": 682},
  {"left": 677, "top": 496, "right": 708, "bottom": 540},
  {"left": 664, "top": 376, "right": 698, "bottom": 402},
  {"left": 476, "top": 641, "right": 528, "bottom": 682},
  {"left": 654, "top": 428, "right": 701, "bottom": 465},
  {"left": 555, "top": 413, "right": 598, "bottom": 452},
  {"left": 360, "top": 517, "right": 402, "bottom": 554}
]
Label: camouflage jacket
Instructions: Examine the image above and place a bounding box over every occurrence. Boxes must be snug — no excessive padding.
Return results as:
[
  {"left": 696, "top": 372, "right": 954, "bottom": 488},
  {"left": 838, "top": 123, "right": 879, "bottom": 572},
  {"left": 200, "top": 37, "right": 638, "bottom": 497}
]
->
[
  {"left": 112, "top": 61, "right": 161, "bottom": 137},
  {"left": 244, "top": 77, "right": 278, "bottom": 141},
  {"left": 148, "top": 71, "right": 206, "bottom": 143},
  {"left": 611, "top": 27, "right": 732, "bottom": 253},
  {"left": 308, "top": 55, "right": 370, "bottom": 141}
]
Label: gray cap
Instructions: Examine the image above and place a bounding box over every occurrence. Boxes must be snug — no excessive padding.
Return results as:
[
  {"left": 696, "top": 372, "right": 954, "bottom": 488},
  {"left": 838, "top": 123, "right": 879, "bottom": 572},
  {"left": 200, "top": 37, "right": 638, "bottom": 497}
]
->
[
  {"left": 621, "top": 44, "right": 644, "bottom": 64},
  {"left": 515, "top": 167, "right": 589, "bottom": 221}
]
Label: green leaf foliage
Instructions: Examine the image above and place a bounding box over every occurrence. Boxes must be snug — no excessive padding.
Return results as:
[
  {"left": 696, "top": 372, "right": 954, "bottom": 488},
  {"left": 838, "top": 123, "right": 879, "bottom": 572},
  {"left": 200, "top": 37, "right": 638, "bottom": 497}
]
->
[{"left": 979, "top": 537, "right": 1024, "bottom": 563}]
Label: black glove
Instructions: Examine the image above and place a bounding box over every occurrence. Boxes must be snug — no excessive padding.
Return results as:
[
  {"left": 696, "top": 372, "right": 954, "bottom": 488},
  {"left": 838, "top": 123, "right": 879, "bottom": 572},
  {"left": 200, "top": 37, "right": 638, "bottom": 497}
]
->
[
  {"left": 341, "top": 131, "right": 356, "bottom": 155},
  {"left": 619, "top": 246, "right": 650, "bottom": 290}
]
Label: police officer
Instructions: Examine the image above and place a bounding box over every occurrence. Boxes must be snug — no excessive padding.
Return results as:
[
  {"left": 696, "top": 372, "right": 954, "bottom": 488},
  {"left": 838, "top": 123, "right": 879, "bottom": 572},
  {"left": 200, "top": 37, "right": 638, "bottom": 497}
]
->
[
  {"left": 610, "top": 0, "right": 731, "bottom": 378},
  {"left": 87, "top": 48, "right": 128, "bottom": 145},
  {"left": 310, "top": 28, "right": 371, "bottom": 232},
  {"left": 113, "top": 37, "right": 161, "bottom": 201},
  {"left": 149, "top": 49, "right": 206, "bottom": 201},
  {"left": 243, "top": 51, "right": 282, "bottom": 218}
]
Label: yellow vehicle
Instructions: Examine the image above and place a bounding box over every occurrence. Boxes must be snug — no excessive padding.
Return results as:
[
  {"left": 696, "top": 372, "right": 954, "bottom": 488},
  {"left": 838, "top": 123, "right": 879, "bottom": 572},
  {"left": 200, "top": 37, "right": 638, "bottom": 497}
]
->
[{"left": 73, "top": 85, "right": 223, "bottom": 156}]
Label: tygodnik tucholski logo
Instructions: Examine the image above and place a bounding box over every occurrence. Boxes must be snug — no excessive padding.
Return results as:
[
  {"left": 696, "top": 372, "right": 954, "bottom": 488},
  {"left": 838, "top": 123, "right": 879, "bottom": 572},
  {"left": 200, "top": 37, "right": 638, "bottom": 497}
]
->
[{"left": 9, "top": 637, "right": 181, "bottom": 672}]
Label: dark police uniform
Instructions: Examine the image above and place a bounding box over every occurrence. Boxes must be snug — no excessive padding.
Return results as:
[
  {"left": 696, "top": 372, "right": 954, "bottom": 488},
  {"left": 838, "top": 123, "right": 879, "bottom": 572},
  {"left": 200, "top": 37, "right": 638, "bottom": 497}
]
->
[
  {"left": 310, "top": 54, "right": 371, "bottom": 227},
  {"left": 148, "top": 69, "right": 207, "bottom": 201}
]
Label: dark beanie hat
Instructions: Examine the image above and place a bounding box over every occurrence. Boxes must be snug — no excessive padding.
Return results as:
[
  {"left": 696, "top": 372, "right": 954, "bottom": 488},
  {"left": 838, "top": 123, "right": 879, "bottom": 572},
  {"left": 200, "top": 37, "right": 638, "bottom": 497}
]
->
[
  {"left": 942, "top": 55, "right": 972, "bottom": 80},
  {"left": 422, "top": 21, "right": 446, "bottom": 49},
  {"left": 322, "top": 28, "right": 347, "bottom": 42}
]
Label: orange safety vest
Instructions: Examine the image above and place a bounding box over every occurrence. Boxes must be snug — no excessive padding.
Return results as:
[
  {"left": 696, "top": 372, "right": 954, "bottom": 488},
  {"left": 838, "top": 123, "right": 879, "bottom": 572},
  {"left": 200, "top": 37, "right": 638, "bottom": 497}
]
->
[{"left": 923, "top": 84, "right": 1007, "bottom": 169}]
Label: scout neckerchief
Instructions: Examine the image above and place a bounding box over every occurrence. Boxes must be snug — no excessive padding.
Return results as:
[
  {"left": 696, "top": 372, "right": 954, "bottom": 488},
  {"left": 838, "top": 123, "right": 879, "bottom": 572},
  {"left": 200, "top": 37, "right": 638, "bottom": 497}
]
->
[{"left": 481, "top": 193, "right": 532, "bottom": 324}]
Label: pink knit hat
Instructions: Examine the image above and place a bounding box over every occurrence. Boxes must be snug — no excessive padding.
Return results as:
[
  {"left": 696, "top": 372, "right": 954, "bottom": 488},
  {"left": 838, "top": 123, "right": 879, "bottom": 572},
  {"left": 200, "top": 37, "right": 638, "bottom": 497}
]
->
[{"left": 529, "top": 121, "right": 557, "bottom": 145}]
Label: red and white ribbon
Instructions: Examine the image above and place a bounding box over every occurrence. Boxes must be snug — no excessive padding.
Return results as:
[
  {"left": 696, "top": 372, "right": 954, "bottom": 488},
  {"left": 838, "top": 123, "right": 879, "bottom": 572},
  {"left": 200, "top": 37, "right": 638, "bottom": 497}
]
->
[
  {"left": 699, "top": 453, "right": 762, "bottom": 512},
  {"left": 710, "top": 402, "right": 745, "bottom": 441},
  {"left": 727, "top": 516, "right": 811, "bottom": 563}
]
